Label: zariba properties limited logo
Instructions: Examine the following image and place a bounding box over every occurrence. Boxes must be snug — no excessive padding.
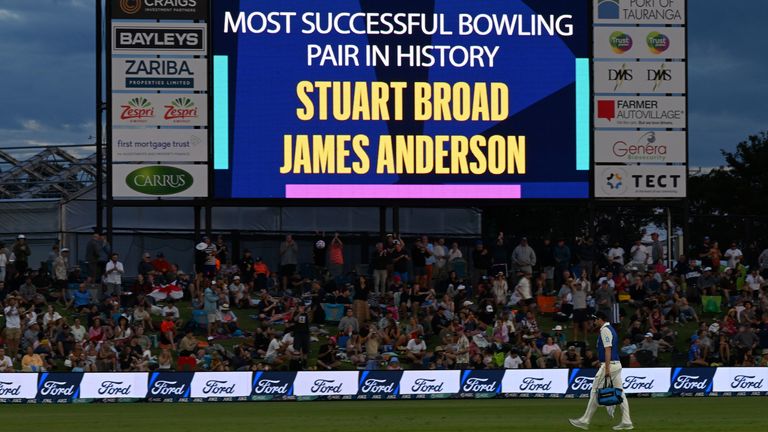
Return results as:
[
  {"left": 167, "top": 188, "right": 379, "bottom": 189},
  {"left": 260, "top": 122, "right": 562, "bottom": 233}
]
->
[
  {"left": 120, "top": 97, "right": 155, "bottom": 123},
  {"left": 126, "top": 166, "right": 193, "bottom": 195},
  {"left": 164, "top": 97, "right": 199, "bottom": 124}
]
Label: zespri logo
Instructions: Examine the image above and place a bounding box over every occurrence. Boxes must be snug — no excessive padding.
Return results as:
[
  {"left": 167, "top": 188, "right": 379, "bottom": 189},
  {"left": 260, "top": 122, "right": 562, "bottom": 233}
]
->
[
  {"left": 126, "top": 166, "right": 193, "bottom": 195},
  {"left": 646, "top": 32, "right": 670, "bottom": 54},
  {"left": 609, "top": 31, "right": 633, "bottom": 54},
  {"left": 164, "top": 97, "right": 199, "bottom": 122},
  {"left": 120, "top": 97, "right": 154, "bottom": 122}
]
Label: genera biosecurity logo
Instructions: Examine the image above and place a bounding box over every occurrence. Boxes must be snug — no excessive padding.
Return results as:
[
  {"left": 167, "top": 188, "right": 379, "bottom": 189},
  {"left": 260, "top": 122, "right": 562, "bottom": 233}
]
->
[
  {"left": 609, "top": 31, "right": 633, "bottom": 54},
  {"left": 120, "top": 97, "right": 155, "bottom": 122},
  {"left": 612, "top": 132, "right": 668, "bottom": 162},
  {"left": 126, "top": 165, "right": 194, "bottom": 195},
  {"left": 646, "top": 32, "right": 670, "bottom": 54},
  {"left": 164, "top": 97, "right": 199, "bottom": 122}
]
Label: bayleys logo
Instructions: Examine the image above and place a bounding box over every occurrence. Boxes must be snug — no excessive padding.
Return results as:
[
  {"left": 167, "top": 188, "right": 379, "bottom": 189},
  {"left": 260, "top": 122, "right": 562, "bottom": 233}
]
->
[
  {"left": 609, "top": 31, "right": 633, "bottom": 54},
  {"left": 120, "top": 0, "right": 141, "bottom": 15},
  {"left": 164, "top": 97, "right": 199, "bottom": 121},
  {"left": 647, "top": 32, "right": 670, "bottom": 54},
  {"left": 120, "top": 97, "right": 154, "bottom": 121}
]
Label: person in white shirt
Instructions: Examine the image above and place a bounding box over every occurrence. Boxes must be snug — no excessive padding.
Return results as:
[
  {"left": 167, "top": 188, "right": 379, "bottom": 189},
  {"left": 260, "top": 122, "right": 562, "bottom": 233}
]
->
[
  {"left": 448, "top": 242, "right": 463, "bottom": 262},
  {"left": 405, "top": 335, "right": 427, "bottom": 363},
  {"left": 42, "top": 304, "right": 63, "bottom": 330},
  {"left": 265, "top": 332, "right": 286, "bottom": 365},
  {"left": 3, "top": 296, "right": 23, "bottom": 356},
  {"left": 504, "top": 349, "right": 524, "bottom": 369},
  {"left": 228, "top": 275, "right": 248, "bottom": 308},
  {"left": 746, "top": 269, "right": 764, "bottom": 296},
  {"left": 433, "top": 238, "right": 449, "bottom": 277},
  {"left": 607, "top": 243, "right": 625, "bottom": 272},
  {"left": 0, "top": 348, "right": 14, "bottom": 372},
  {"left": 0, "top": 250, "right": 7, "bottom": 284},
  {"left": 514, "top": 272, "right": 534, "bottom": 310},
  {"left": 629, "top": 240, "right": 648, "bottom": 271},
  {"left": 104, "top": 253, "right": 125, "bottom": 296},
  {"left": 70, "top": 318, "right": 87, "bottom": 343},
  {"left": 723, "top": 243, "right": 743, "bottom": 269}
]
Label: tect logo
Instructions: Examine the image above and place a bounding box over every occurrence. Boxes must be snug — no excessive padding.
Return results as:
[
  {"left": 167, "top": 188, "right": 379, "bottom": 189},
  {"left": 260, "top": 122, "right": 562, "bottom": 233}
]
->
[
  {"left": 119, "top": 0, "right": 141, "bottom": 15},
  {"left": 310, "top": 379, "right": 343, "bottom": 394},
  {"left": 519, "top": 377, "right": 552, "bottom": 392},
  {"left": 202, "top": 380, "right": 236, "bottom": 395},
  {"left": 98, "top": 381, "right": 132, "bottom": 396},
  {"left": 647, "top": 32, "right": 670, "bottom": 54},
  {"left": 597, "top": 0, "right": 620, "bottom": 20},
  {"left": 126, "top": 166, "right": 194, "bottom": 195},
  {"left": 150, "top": 380, "right": 187, "bottom": 396},
  {"left": 609, "top": 31, "right": 633, "bottom": 54},
  {"left": 120, "top": 97, "right": 155, "bottom": 122},
  {"left": 164, "top": 97, "right": 199, "bottom": 121}
]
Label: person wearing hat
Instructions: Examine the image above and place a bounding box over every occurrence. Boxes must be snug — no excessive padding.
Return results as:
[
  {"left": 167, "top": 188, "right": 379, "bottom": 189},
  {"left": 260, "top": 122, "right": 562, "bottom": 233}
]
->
[
  {"left": 228, "top": 275, "right": 248, "bottom": 309},
  {"left": 570, "top": 311, "right": 633, "bottom": 431},
  {"left": 203, "top": 280, "right": 221, "bottom": 340},
  {"left": 637, "top": 333, "right": 659, "bottom": 365},
  {"left": 405, "top": 333, "right": 427, "bottom": 364},
  {"left": 152, "top": 252, "right": 171, "bottom": 275},
  {"left": 687, "top": 334, "right": 708, "bottom": 367},
  {"left": 560, "top": 345, "right": 582, "bottom": 368}
]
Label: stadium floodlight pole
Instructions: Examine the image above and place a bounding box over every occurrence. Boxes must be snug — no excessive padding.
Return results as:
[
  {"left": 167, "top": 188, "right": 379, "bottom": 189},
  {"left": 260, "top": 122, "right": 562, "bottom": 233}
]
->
[{"left": 95, "top": 0, "right": 104, "bottom": 234}]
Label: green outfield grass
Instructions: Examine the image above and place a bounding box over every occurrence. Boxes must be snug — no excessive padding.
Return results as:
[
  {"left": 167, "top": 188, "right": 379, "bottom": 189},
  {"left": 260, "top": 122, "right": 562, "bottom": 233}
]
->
[{"left": 1, "top": 398, "right": 765, "bottom": 431}]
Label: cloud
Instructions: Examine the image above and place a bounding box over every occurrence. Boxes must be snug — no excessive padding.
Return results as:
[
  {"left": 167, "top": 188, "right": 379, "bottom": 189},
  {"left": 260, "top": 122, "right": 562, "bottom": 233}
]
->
[
  {"left": 0, "top": 9, "right": 21, "bottom": 21},
  {"left": 21, "top": 119, "right": 43, "bottom": 131}
]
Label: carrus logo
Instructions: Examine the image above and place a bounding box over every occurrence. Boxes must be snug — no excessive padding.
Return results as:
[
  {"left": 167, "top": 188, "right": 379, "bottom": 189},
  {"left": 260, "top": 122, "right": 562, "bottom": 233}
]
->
[{"left": 126, "top": 165, "right": 194, "bottom": 195}]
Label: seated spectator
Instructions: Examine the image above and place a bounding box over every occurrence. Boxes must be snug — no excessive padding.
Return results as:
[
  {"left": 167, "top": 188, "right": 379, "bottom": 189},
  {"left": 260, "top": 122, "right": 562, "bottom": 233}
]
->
[
  {"left": 159, "top": 312, "right": 177, "bottom": 350},
  {"left": 582, "top": 349, "right": 600, "bottom": 368},
  {"left": 21, "top": 346, "right": 45, "bottom": 372},
  {"left": 338, "top": 308, "right": 360, "bottom": 334},
  {"left": 316, "top": 337, "right": 341, "bottom": 370},
  {"left": 219, "top": 304, "right": 240, "bottom": 336},
  {"left": 541, "top": 336, "right": 562, "bottom": 368},
  {"left": 0, "top": 348, "right": 14, "bottom": 372},
  {"left": 560, "top": 345, "right": 582, "bottom": 368},
  {"left": 405, "top": 334, "right": 427, "bottom": 364},
  {"left": 636, "top": 333, "right": 659, "bottom": 366},
  {"left": 504, "top": 348, "right": 525, "bottom": 369},
  {"left": 688, "top": 335, "right": 708, "bottom": 367}
]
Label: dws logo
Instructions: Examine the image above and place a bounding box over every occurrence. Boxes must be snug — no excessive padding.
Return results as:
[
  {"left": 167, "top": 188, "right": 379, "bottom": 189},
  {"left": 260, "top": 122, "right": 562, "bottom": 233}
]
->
[
  {"left": 608, "top": 63, "right": 633, "bottom": 91},
  {"left": 126, "top": 166, "right": 193, "bottom": 196}
]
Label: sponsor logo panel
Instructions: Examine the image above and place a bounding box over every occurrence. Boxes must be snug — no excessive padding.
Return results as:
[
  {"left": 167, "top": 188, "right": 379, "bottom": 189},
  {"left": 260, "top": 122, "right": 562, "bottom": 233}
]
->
[
  {"left": 594, "top": 62, "right": 686, "bottom": 94},
  {"left": 460, "top": 370, "right": 504, "bottom": 394},
  {"left": 621, "top": 368, "right": 671, "bottom": 394},
  {"left": 113, "top": 129, "right": 208, "bottom": 162},
  {"left": 112, "top": 58, "right": 207, "bottom": 91},
  {"left": 595, "top": 96, "right": 686, "bottom": 129},
  {"left": 79, "top": 373, "right": 149, "bottom": 398},
  {"left": 190, "top": 372, "right": 252, "bottom": 398},
  {"left": 594, "top": 131, "right": 686, "bottom": 163},
  {"left": 713, "top": 368, "right": 768, "bottom": 393},
  {"left": 501, "top": 369, "right": 569, "bottom": 394},
  {"left": 594, "top": 27, "right": 685, "bottom": 59},
  {"left": 0, "top": 373, "right": 39, "bottom": 399},
  {"left": 594, "top": 0, "right": 686, "bottom": 24},
  {"left": 147, "top": 372, "right": 194, "bottom": 400},
  {"left": 111, "top": 23, "right": 207, "bottom": 56},
  {"left": 112, "top": 164, "right": 208, "bottom": 198},
  {"left": 293, "top": 372, "right": 359, "bottom": 397},
  {"left": 110, "top": 0, "right": 209, "bottom": 21},
  {"left": 595, "top": 166, "right": 686, "bottom": 199},
  {"left": 670, "top": 368, "right": 715, "bottom": 396},
  {"left": 399, "top": 371, "right": 461, "bottom": 395},
  {"left": 36, "top": 373, "right": 84, "bottom": 403},
  {"left": 357, "top": 371, "right": 402, "bottom": 398},
  {"left": 112, "top": 94, "right": 207, "bottom": 127},
  {"left": 251, "top": 372, "right": 296, "bottom": 399}
]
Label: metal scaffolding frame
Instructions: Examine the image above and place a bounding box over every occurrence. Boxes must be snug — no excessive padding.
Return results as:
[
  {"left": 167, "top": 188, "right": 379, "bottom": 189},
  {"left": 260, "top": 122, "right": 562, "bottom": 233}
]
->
[{"left": 0, "top": 146, "right": 97, "bottom": 201}]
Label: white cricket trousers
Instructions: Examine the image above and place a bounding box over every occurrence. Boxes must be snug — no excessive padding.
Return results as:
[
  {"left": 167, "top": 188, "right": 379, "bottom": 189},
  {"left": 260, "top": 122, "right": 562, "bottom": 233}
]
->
[{"left": 578, "top": 361, "right": 632, "bottom": 425}]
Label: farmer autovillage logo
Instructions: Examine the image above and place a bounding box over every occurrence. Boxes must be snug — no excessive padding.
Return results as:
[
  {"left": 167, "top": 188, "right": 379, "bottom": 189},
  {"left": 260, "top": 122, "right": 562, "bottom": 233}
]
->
[
  {"left": 120, "top": 97, "right": 155, "bottom": 123},
  {"left": 120, "top": 0, "right": 142, "bottom": 15},
  {"left": 164, "top": 97, "right": 199, "bottom": 123}
]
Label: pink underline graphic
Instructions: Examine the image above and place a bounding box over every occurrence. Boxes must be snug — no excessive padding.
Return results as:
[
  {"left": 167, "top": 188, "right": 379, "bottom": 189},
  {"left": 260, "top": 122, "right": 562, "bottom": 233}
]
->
[{"left": 285, "top": 184, "right": 522, "bottom": 199}]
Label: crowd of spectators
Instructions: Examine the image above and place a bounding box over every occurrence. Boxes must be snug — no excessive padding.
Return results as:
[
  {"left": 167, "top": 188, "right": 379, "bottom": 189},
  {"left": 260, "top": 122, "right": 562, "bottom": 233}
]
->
[{"left": 1, "top": 231, "right": 768, "bottom": 373}]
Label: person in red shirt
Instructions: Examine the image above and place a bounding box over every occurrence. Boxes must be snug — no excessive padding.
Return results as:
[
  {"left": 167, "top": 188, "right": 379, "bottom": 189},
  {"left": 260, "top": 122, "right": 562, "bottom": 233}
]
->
[
  {"left": 253, "top": 257, "right": 270, "bottom": 291},
  {"left": 152, "top": 252, "right": 172, "bottom": 274},
  {"left": 159, "top": 312, "right": 177, "bottom": 350}
]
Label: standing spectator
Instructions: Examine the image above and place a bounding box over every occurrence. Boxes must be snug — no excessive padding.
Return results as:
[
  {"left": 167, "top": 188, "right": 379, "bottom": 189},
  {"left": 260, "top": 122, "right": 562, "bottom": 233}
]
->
[
  {"left": 201, "top": 236, "right": 218, "bottom": 278},
  {"left": 137, "top": 252, "right": 154, "bottom": 276},
  {"left": 576, "top": 237, "right": 597, "bottom": 280},
  {"left": 514, "top": 271, "right": 534, "bottom": 311},
  {"left": 595, "top": 279, "right": 615, "bottom": 322},
  {"left": 312, "top": 231, "right": 327, "bottom": 278},
  {"left": 629, "top": 240, "right": 649, "bottom": 272},
  {"left": 553, "top": 239, "right": 571, "bottom": 291},
  {"left": 491, "top": 232, "right": 508, "bottom": 272},
  {"left": 607, "top": 242, "right": 625, "bottom": 274},
  {"left": 204, "top": 281, "right": 220, "bottom": 340},
  {"left": 412, "top": 240, "right": 429, "bottom": 288},
  {"left": 538, "top": 239, "right": 555, "bottom": 291},
  {"left": 371, "top": 243, "right": 390, "bottom": 296},
  {"left": 328, "top": 233, "right": 344, "bottom": 279},
  {"left": 492, "top": 272, "right": 508, "bottom": 306},
  {"left": 448, "top": 242, "right": 463, "bottom": 262},
  {"left": 53, "top": 247, "right": 70, "bottom": 304},
  {"left": 352, "top": 275, "right": 370, "bottom": 323},
  {"left": 572, "top": 279, "right": 588, "bottom": 341},
  {"left": 238, "top": 249, "right": 255, "bottom": 283},
  {"left": 759, "top": 247, "right": 768, "bottom": 277},
  {"left": 279, "top": 234, "right": 298, "bottom": 290},
  {"left": 3, "top": 296, "right": 23, "bottom": 356},
  {"left": 708, "top": 242, "right": 723, "bottom": 271},
  {"left": 215, "top": 235, "right": 229, "bottom": 265},
  {"left": 433, "top": 238, "right": 449, "bottom": 280},
  {"left": 422, "top": 236, "right": 436, "bottom": 288},
  {"left": 104, "top": 253, "right": 124, "bottom": 297},
  {"left": 12, "top": 234, "right": 32, "bottom": 275},
  {"left": 252, "top": 256, "right": 269, "bottom": 292},
  {"left": 723, "top": 242, "right": 743, "bottom": 270},
  {"left": 391, "top": 240, "right": 410, "bottom": 283},
  {"left": 650, "top": 233, "right": 664, "bottom": 266},
  {"left": 0, "top": 242, "right": 7, "bottom": 283},
  {"left": 512, "top": 237, "right": 537, "bottom": 275},
  {"left": 471, "top": 241, "right": 491, "bottom": 286}
]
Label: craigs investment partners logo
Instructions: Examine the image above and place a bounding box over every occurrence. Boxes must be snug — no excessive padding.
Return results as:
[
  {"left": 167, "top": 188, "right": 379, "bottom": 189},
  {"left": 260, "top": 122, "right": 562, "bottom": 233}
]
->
[{"left": 119, "top": 0, "right": 142, "bottom": 15}]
